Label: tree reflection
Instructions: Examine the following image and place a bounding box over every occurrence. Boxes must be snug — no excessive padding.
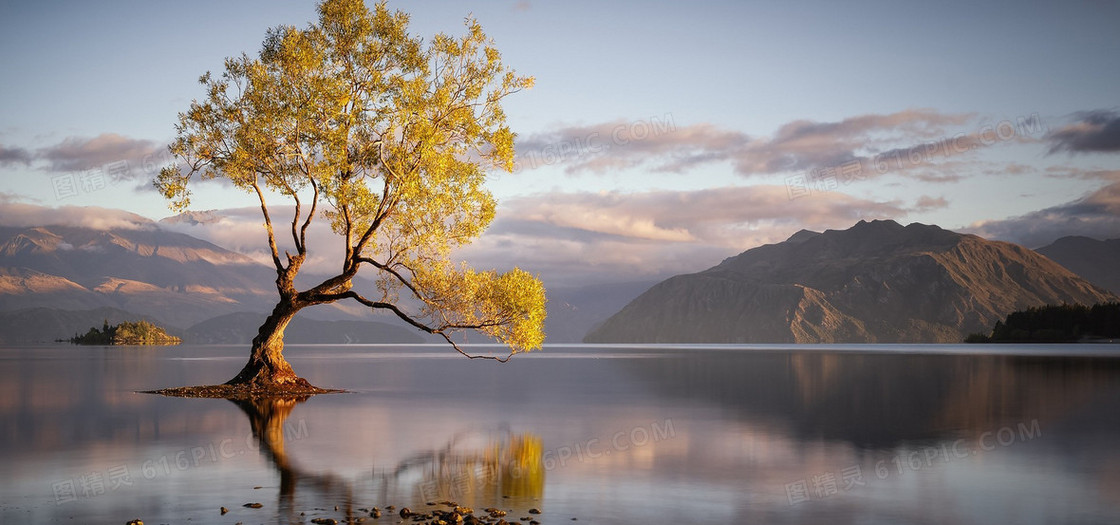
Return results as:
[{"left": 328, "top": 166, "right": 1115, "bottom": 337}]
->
[
  {"left": 374, "top": 429, "right": 545, "bottom": 505},
  {"left": 233, "top": 396, "right": 543, "bottom": 523},
  {"left": 231, "top": 395, "right": 354, "bottom": 522}
]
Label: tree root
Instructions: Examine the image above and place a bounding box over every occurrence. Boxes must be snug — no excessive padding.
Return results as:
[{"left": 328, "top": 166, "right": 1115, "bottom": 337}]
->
[{"left": 143, "top": 382, "right": 343, "bottom": 401}]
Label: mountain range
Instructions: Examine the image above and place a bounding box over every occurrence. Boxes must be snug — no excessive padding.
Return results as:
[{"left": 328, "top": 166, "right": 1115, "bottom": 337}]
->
[
  {"left": 0, "top": 221, "right": 643, "bottom": 344},
  {"left": 2, "top": 217, "right": 1117, "bottom": 345},
  {"left": 585, "top": 220, "right": 1118, "bottom": 343},
  {"left": 0, "top": 224, "right": 276, "bottom": 327},
  {"left": 1036, "top": 235, "right": 1120, "bottom": 295}
]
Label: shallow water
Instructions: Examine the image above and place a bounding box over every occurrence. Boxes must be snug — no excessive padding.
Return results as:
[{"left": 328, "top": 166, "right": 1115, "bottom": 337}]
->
[{"left": 2, "top": 343, "right": 1120, "bottom": 524}]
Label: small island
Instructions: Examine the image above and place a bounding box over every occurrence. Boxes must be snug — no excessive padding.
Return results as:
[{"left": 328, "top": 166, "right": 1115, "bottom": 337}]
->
[
  {"left": 68, "top": 320, "right": 182, "bottom": 346},
  {"left": 966, "top": 302, "right": 1120, "bottom": 343}
]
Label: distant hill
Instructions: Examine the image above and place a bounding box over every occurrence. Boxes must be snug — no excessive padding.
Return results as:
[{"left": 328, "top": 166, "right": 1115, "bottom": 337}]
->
[
  {"left": 0, "top": 224, "right": 277, "bottom": 328},
  {"left": 184, "top": 312, "right": 424, "bottom": 344},
  {"left": 0, "top": 306, "right": 176, "bottom": 344},
  {"left": 1035, "top": 236, "right": 1120, "bottom": 294},
  {"left": 544, "top": 280, "right": 657, "bottom": 342},
  {"left": 586, "top": 220, "right": 1119, "bottom": 343},
  {"left": 0, "top": 307, "right": 427, "bottom": 345}
]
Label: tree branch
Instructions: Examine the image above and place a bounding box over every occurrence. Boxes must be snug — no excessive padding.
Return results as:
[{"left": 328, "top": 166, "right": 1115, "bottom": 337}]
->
[
  {"left": 319, "top": 290, "right": 512, "bottom": 362},
  {"left": 356, "top": 256, "right": 421, "bottom": 299},
  {"left": 251, "top": 178, "right": 284, "bottom": 271},
  {"left": 300, "top": 176, "right": 318, "bottom": 254}
]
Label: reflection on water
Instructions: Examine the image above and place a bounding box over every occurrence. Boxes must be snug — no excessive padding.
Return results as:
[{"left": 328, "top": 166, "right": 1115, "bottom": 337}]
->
[
  {"left": 1, "top": 344, "right": 1120, "bottom": 524},
  {"left": 233, "top": 394, "right": 543, "bottom": 523},
  {"left": 376, "top": 427, "right": 545, "bottom": 506},
  {"left": 232, "top": 395, "right": 353, "bottom": 522}
]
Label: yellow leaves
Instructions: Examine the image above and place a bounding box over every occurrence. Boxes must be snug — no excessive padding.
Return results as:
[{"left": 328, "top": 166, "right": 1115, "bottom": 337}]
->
[
  {"left": 408, "top": 261, "right": 546, "bottom": 353},
  {"left": 158, "top": 0, "right": 543, "bottom": 356}
]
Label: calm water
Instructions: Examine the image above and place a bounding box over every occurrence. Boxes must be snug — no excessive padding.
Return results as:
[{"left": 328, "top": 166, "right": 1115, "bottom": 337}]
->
[{"left": 2, "top": 343, "right": 1120, "bottom": 524}]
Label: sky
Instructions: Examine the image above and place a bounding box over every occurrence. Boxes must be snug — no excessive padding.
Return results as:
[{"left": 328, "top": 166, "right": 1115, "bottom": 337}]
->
[{"left": 1, "top": 0, "right": 1119, "bottom": 287}]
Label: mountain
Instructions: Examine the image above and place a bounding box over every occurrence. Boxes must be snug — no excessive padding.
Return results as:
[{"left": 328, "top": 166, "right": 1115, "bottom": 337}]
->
[
  {"left": 0, "top": 224, "right": 278, "bottom": 328},
  {"left": 544, "top": 280, "right": 657, "bottom": 342},
  {"left": 183, "top": 312, "right": 424, "bottom": 344},
  {"left": 1035, "top": 236, "right": 1120, "bottom": 294},
  {"left": 585, "top": 220, "right": 1119, "bottom": 343}
]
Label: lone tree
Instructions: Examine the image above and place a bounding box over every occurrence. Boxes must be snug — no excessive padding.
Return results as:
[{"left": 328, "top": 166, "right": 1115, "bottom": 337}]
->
[{"left": 156, "top": 0, "right": 545, "bottom": 392}]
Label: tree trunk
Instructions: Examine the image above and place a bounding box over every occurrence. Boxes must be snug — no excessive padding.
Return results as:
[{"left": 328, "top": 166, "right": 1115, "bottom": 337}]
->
[{"left": 226, "top": 301, "right": 314, "bottom": 389}]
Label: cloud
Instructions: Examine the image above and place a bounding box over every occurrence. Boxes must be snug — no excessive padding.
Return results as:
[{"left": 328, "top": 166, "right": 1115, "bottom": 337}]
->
[
  {"left": 0, "top": 200, "right": 154, "bottom": 230},
  {"left": 0, "top": 144, "right": 33, "bottom": 166},
  {"left": 36, "top": 133, "right": 166, "bottom": 173},
  {"left": 1045, "top": 109, "right": 1120, "bottom": 154},
  {"left": 913, "top": 195, "right": 949, "bottom": 212},
  {"left": 966, "top": 181, "right": 1120, "bottom": 248},
  {"left": 1042, "top": 167, "right": 1120, "bottom": 181},
  {"left": 515, "top": 116, "right": 746, "bottom": 175},
  {"left": 158, "top": 206, "right": 346, "bottom": 274},
  {"left": 456, "top": 186, "right": 915, "bottom": 286},
  {"left": 514, "top": 109, "right": 987, "bottom": 179}
]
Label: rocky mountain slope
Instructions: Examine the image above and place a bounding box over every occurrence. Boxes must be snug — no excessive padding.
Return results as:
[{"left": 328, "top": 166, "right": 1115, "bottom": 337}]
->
[{"left": 585, "top": 220, "right": 1118, "bottom": 343}]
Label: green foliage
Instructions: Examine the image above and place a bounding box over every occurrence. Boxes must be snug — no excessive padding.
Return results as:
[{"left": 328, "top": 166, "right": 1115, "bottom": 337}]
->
[
  {"left": 70, "top": 320, "right": 182, "bottom": 346},
  {"left": 154, "top": 0, "right": 544, "bottom": 356},
  {"left": 966, "top": 302, "right": 1120, "bottom": 343}
]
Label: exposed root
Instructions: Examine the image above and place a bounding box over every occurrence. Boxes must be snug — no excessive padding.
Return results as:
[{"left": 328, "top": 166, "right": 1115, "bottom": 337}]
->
[{"left": 143, "top": 382, "right": 343, "bottom": 401}]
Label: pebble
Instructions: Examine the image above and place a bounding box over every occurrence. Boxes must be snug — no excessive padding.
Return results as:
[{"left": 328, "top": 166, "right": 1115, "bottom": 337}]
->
[
  {"left": 220, "top": 507, "right": 229, "bottom": 515},
  {"left": 243, "top": 502, "right": 263, "bottom": 509},
  {"left": 399, "top": 507, "right": 413, "bottom": 518},
  {"left": 310, "top": 519, "right": 338, "bottom": 525},
  {"left": 125, "top": 520, "right": 143, "bottom": 525},
  {"left": 528, "top": 508, "right": 541, "bottom": 514}
]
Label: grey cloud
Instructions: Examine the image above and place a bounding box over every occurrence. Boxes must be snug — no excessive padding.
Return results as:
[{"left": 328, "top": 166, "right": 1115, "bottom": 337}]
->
[
  {"left": 1046, "top": 110, "right": 1120, "bottom": 154},
  {"left": 36, "top": 133, "right": 166, "bottom": 173},
  {"left": 0, "top": 144, "right": 33, "bottom": 166},
  {"left": 965, "top": 181, "right": 1120, "bottom": 248}
]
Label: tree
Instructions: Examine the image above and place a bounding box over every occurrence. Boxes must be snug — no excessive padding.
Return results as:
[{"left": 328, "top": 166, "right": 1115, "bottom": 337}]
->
[{"left": 155, "top": 0, "right": 545, "bottom": 391}]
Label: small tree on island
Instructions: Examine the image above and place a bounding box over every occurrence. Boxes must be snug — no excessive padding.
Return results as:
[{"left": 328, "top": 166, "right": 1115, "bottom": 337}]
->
[{"left": 155, "top": 0, "right": 544, "bottom": 392}]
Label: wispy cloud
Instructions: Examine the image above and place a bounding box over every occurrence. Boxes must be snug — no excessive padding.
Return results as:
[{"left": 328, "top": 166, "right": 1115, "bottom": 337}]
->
[
  {"left": 514, "top": 109, "right": 997, "bottom": 180},
  {"left": 0, "top": 200, "right": 154, "bottom": 230},
  {"left": 1045, "top": 109, "right": 1120, "bottom": 154},
  {"left": 457, "top": 186, "right": 919, "bottom": 286}
]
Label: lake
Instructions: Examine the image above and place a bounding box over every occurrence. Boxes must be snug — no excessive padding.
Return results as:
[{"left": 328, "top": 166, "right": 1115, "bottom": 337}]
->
[{"left": 2, "top": 343, "right": 1120, "bottom": 524}]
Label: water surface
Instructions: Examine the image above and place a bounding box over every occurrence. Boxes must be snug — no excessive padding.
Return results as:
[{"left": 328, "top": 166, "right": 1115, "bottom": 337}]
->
[{"left": 2, "top": 343, "right": 1120, "bottom": 524}]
